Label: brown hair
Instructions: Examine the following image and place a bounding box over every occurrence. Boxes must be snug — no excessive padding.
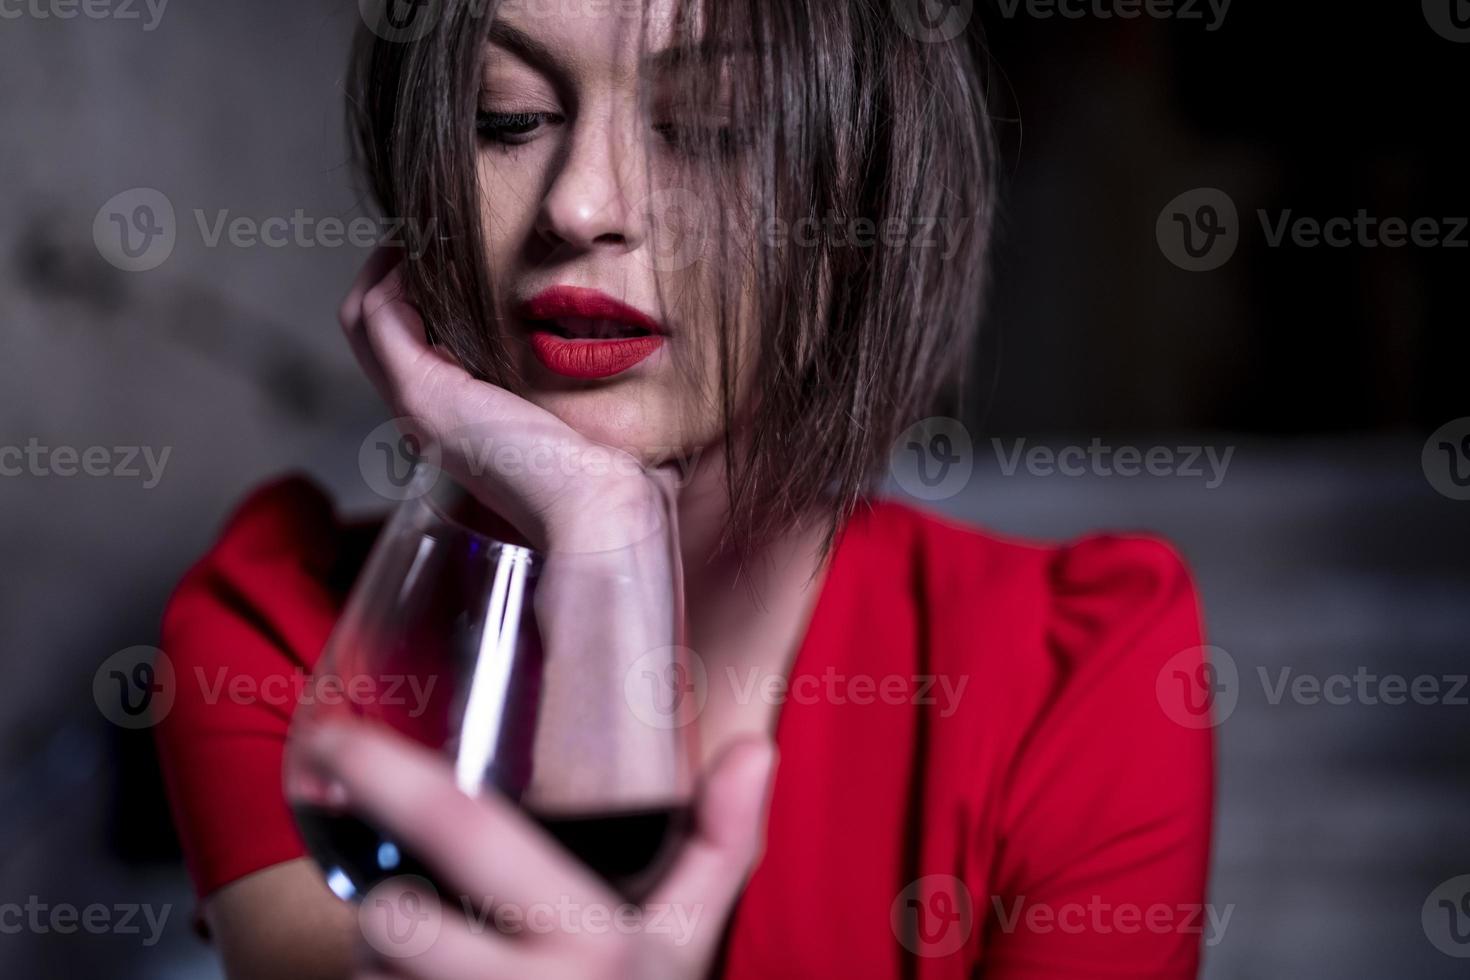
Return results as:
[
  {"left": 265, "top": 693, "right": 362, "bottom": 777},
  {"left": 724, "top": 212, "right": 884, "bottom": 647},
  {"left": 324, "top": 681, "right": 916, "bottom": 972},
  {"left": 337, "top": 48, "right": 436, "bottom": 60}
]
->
[{"left": 347, "top": 0, "right": 995, "bottom": 560}]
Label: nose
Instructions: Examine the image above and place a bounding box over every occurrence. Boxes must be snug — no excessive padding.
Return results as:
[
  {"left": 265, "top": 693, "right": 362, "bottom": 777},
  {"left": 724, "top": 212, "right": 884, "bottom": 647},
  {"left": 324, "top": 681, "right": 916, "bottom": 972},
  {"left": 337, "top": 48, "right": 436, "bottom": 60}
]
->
[{"left": 534, "top": 113, "right": 647, "bottom": 254}]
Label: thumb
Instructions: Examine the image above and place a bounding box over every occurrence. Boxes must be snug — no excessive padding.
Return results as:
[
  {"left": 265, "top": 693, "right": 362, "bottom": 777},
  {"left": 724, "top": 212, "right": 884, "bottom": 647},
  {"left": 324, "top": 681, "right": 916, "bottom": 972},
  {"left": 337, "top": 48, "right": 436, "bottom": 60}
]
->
[{"left": 650, "top": 737, "right": 778, "bottom": 925}]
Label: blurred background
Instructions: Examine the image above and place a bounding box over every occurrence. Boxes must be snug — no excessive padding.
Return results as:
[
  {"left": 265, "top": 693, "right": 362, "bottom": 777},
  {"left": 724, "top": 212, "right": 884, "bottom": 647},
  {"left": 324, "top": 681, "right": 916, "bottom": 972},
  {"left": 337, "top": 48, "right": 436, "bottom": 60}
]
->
[{"left": 1, "top": 0, "right": 1467, "bottom": 976}]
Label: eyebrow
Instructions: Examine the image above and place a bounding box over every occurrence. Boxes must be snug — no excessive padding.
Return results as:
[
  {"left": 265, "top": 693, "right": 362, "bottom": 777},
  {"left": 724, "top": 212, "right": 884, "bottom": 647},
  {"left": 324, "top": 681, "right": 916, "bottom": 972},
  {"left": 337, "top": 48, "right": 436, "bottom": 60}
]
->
[{"left": 486, "top": 22, "right": 564, "bottom": 74}]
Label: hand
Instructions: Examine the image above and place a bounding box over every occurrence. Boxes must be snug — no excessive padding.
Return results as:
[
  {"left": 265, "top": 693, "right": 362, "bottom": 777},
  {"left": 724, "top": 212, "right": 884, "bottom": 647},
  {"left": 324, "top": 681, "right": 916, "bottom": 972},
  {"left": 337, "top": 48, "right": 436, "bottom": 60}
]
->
[
  {"left": 295, "top": 719, "right": 778, "bottom": 980},
  {"left": 340, "top": 246, "right": 668, "bottom": 552}
]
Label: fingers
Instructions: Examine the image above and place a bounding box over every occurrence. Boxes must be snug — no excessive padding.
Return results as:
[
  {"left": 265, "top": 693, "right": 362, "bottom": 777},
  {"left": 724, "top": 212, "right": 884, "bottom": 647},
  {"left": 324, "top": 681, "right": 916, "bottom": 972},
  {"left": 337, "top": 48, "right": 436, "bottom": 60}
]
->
[
  {"left": 340, "top": 244, "right": 403, "bottom": 332},
  {"left": 340, "top": 245, "right": 404, "bottom": 401},
  {"left": 296, "top": 719, "right": 617, "bottom": 911},
  {"left": 650, "top": 738, "right": 777, "bottom": 933},
  {"left": 356, "top": 879, "right": 544, "bottom": 980}
]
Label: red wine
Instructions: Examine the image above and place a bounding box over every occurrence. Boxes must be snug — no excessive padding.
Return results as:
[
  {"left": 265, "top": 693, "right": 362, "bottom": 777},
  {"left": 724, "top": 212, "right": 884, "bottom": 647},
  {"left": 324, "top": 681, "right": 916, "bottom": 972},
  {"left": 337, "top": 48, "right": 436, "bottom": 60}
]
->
[{"left": 293, "top": 802, "right": 692, "bottom": 904}]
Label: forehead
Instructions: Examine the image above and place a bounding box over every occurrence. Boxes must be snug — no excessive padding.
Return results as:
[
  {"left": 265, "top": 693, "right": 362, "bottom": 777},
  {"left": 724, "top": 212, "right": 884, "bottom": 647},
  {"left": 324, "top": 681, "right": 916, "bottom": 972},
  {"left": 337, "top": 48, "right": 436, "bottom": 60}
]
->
[{"left": 487, "top": 0, "right": 692, "bottom": 73}]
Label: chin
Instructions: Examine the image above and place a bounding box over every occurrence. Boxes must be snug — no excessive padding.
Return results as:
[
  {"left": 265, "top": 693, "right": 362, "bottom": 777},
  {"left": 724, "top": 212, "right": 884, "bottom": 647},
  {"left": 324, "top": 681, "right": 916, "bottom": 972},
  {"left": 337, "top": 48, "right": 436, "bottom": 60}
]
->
[{"left": 527, "top": 387, "right": 689, "bottom": 467}]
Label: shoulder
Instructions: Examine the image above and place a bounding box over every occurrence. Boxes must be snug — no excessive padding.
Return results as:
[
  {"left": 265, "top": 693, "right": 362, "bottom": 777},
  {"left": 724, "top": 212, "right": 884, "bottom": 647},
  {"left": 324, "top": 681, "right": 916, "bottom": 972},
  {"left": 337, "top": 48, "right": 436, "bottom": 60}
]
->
[
  {"left": 840, "top": 497, "right": 1206, "bottom": 724},
  {"left": 844, "top": 497, "right": 1200, "bottom": 640},
  {"left": 161, "top": 473, "right": 378, "bottom": 675},
  {"left": 155, "top": 474, "right": 381, "bottom": 899}
]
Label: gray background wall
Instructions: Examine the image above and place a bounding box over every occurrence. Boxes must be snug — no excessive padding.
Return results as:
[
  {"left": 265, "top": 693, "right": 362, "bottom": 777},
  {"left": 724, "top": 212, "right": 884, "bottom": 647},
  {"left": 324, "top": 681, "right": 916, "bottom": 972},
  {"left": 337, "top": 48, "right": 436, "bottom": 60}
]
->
[{"left": 1, "top": 1, "right": 1467, "bottom": 977}]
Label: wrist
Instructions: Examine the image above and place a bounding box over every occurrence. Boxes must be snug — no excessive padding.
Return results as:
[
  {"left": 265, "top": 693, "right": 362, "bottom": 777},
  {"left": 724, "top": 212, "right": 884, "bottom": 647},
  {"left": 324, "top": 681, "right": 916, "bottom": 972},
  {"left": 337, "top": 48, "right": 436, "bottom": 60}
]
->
[{"left": 545, "top": 477, "right": 670, "bottom": 553}]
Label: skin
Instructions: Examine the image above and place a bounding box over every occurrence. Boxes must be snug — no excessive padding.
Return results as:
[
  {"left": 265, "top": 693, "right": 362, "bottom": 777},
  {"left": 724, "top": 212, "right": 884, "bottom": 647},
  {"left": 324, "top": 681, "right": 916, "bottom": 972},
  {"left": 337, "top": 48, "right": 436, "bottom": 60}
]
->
[{"left": 204, "top": 2, "right": 829, "bottom": 977}]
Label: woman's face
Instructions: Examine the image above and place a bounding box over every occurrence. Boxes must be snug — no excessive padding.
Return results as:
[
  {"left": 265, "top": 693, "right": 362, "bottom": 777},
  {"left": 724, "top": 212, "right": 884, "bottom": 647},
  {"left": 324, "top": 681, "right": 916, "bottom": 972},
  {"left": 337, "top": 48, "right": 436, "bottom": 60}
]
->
[{"left": 475, "top": 0, "right": 747, "bottom": 466}]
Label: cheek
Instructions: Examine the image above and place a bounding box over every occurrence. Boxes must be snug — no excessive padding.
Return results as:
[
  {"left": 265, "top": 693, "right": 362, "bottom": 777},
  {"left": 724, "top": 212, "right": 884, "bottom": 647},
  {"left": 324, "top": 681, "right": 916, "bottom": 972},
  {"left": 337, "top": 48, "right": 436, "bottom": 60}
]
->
[
  {"left": 527, "top": 385, "right": 705, "bottom": 463},
  {"left": 476, "top": 156, "right": 541, "bottom": 275}
]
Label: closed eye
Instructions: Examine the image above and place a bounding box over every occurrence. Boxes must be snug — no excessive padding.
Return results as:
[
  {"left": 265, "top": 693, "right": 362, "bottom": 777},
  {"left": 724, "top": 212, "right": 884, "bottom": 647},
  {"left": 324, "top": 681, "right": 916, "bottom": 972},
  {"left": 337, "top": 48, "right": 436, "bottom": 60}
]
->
[
  {"left": 476, "top": 110, "right": 562, "bottom": 146},
  {"left": 653, "top": 121, "right": 749, "bottom": 157}
]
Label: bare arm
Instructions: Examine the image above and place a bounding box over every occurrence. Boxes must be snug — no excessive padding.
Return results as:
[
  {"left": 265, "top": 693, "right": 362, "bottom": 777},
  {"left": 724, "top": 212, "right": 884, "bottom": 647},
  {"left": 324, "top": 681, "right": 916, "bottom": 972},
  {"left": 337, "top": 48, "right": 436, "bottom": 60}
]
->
[{"left": 203, "top": 859, "right": 356, "bottom": 980}]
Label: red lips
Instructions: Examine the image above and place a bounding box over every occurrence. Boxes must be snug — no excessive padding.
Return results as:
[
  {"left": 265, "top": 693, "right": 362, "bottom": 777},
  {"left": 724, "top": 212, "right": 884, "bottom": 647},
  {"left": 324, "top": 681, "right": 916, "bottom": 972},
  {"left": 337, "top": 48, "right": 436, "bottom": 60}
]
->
[{"left": 520, "top": 286, "right": 666, "bottom": 380}]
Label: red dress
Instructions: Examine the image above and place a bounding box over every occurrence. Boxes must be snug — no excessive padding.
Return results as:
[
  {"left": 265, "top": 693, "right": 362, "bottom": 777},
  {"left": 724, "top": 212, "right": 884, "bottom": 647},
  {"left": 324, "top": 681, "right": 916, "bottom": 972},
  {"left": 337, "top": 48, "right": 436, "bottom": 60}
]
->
[{"left": 155, "top": 476, "right": 1214, "bottom": 978}]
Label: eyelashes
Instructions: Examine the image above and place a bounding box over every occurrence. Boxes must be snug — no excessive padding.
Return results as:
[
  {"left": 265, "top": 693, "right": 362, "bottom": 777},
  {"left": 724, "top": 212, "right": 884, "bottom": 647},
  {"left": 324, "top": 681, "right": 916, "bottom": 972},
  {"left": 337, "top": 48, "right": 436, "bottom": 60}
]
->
[
  {"left": 475, "top": 108, "right": 747, "bottom": 157},
  {"left": 475, "top": 110, "right": 561, "bottom": 145}
]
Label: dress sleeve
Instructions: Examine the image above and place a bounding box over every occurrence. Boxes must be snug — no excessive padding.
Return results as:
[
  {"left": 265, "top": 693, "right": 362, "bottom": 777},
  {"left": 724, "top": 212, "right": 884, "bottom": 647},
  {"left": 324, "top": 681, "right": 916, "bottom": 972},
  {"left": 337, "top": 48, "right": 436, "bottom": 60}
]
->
[
  {"left": 981, "top": 535, "right": 1216, "bottom": 979},
  {"left": 153, "top": 476, "right": 360, "bottom": 904}
]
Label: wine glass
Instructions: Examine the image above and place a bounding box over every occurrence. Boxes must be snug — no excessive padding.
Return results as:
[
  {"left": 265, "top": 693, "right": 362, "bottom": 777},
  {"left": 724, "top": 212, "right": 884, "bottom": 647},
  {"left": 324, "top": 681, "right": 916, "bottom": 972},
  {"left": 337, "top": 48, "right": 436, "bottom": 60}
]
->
[{"left": 283, "top": 466, "right": 696, "bottom": 906}]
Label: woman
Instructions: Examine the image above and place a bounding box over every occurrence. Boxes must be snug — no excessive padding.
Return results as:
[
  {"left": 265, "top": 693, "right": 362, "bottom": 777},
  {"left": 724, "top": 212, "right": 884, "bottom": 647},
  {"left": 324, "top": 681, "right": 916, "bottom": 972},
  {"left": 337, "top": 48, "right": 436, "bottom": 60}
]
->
[{"left": 155, "top": 0, "right": 1214, "bottom": 977}]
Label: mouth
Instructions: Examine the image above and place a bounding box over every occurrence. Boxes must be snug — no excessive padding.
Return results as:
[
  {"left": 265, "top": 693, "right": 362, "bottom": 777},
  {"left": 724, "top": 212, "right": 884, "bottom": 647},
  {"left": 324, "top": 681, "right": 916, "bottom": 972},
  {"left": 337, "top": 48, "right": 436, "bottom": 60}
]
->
[{"left": 519, "top": 286, "right": 667, "bottom": 380}]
